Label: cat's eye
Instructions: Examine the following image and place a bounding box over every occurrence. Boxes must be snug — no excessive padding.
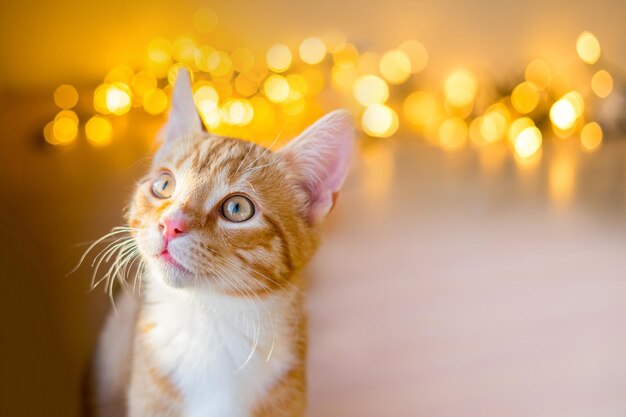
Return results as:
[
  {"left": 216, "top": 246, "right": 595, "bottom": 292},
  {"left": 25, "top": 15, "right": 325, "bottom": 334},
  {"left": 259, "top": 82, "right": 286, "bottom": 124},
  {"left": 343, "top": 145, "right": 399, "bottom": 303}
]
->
[
  {"left": 151, "top": 172, "right": 176, "bottom": 199},
  {"left": 222, "top": 195, "right": 255, "bottom": 222}
]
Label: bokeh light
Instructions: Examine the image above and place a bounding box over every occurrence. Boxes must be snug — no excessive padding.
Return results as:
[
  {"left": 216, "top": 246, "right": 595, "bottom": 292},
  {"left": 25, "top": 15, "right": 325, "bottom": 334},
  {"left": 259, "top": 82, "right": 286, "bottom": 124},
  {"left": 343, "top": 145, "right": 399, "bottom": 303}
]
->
[
  {"left": 85, "top": 116, "right": 113, "bottom": 146},
  {"left": 53, "top": 85, "right": 79, "bottom": 109},
  {"left": 266, "top": 44, "right": 292, "bottom": 73},
  {"left": 511, "top": 82, "right": 540, "bottom": 114},
  {"left": 444, "top": 69, "right": 477, "bottom": 108},
  {"left": 514, "top": 126, "right": 542, "bottom": 158},
  {"left": 52, "top": 113, "right": 79, "bottom": 145},
  {"left": 438, "top": 118, "right": 468, "bottom": 150},
  {"left": 143, "top": 88, "right": 168, "bottom": 115},
  {"left": 525, "top": 59, "right": 551, "bottom": 90},
  {"left": 550, "top": 92, "right": 584, "bottom": 131},
  {"left": 576, "top": 31, "right": 601, "bottom": 64},
  {"left": 591, "top": 70, "right": 613, "bottom": 98},
  {"left": 361, "top": 104, "right": 399, "bottom": 138},
  {"left": 580, "top": 122, "right": 603, "bottom": 151},
  {"left": 353, "top": 75, "right": 389, "bottom": 106},
  {"left": 264, "top": 75, "right": 290, "bottom": 103},
  {"left": 404, "top": 91, "right": 437, "bottom": 127},
  {"left": 105, "top": 83, "right": 132, "bottom": 116},
  {"left": 379, "top": 50, "right": 412, "bottom": 84},
  {"left": 398, "top": 40, "right": 428, "bottom": 74},
  {"left": 299, "top": 37, "right": 326, "bottom": 65}
]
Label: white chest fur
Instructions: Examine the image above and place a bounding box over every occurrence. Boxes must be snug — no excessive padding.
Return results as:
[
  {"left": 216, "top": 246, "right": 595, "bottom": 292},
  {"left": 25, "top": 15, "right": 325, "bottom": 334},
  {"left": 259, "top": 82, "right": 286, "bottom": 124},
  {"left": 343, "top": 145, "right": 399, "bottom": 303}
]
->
[{"left": 141, "top": 282, "right": 299, "bottom": 417}]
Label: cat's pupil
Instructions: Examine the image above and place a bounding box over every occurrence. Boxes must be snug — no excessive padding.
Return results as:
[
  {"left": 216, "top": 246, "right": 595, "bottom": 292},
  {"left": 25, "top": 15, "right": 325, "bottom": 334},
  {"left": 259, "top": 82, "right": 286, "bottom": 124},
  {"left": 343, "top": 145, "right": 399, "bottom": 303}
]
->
[
  {"left": 233, "top": 203, "right": 240, "bottom": 213},
  {"left": 162, "top": 180, "right": 168, "bottom": 191}
]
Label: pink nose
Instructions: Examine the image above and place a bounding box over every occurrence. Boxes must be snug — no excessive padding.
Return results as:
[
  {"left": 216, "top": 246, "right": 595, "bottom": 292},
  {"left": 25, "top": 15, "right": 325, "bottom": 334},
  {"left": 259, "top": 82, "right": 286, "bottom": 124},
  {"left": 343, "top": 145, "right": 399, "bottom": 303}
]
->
[{"left": 159, "top": 218, "right": 187, "bottom": 242}]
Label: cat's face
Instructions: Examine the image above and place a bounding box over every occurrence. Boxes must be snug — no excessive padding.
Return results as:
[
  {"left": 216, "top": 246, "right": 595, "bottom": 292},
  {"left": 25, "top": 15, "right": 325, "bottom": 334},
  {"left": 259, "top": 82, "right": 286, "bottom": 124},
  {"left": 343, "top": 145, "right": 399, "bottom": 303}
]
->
[{"left": 128, "top": 69, "right": 353, "bottom": 293}]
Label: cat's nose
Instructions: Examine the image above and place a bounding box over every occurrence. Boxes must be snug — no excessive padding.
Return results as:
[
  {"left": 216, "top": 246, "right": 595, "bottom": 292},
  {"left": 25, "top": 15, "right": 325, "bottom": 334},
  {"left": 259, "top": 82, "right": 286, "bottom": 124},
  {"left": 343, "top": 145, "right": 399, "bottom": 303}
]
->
[{"left": 159, "top": 217, "right": 187, "bottom": 242}]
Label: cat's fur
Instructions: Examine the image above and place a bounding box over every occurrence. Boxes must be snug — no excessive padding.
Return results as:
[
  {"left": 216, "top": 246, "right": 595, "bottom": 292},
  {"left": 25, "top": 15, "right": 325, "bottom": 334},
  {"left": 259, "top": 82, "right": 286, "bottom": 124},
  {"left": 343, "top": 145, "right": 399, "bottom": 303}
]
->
[{"left": 83, "top": 69, "right": 354, "bottom": 417}]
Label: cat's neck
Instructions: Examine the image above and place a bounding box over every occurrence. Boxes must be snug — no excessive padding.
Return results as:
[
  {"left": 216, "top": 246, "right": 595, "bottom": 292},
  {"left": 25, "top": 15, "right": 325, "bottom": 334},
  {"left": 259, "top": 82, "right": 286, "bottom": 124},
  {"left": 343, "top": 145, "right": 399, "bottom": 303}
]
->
[{"left": 135, "top": 273, "right": 302, "bottom": 417}]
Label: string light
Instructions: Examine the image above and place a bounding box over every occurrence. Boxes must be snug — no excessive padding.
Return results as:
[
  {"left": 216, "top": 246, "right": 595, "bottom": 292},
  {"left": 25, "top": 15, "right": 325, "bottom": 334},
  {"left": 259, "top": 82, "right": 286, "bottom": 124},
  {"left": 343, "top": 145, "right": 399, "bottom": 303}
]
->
[{"left": 43, "top": 8, "right": 620, "bottom": 160}]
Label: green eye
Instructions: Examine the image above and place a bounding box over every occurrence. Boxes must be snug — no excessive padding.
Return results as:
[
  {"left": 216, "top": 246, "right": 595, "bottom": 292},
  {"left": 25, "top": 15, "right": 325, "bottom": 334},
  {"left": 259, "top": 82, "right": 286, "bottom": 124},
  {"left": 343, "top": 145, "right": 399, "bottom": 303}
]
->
[
  {"left": 151, "top": 172, "right": 176, "bottom": 199},
  {"left": 222, "top": 195, "right": 255, "bottom": 222}
]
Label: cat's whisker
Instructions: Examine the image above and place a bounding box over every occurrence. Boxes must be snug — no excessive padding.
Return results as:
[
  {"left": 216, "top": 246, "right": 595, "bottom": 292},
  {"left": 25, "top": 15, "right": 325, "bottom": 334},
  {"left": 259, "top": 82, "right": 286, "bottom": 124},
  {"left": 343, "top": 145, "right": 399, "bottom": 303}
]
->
[{"left": 68, "top": 227, "right": 136, "bottom": 277}]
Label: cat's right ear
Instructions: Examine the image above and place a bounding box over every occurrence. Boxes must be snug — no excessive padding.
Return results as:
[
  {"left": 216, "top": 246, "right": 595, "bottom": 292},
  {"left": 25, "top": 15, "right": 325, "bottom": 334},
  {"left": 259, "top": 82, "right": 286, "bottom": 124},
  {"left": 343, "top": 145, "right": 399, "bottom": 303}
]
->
[{"left": 160, "top": 68, "right": 204, "bottom": 146}]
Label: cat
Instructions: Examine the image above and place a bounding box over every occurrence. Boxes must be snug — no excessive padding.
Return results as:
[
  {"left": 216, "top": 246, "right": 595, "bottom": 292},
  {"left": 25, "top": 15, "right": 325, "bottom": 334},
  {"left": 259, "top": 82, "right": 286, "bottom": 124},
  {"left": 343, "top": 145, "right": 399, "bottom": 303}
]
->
[{"left": 83, "top": 68, "right": 354, "bottom": 417}]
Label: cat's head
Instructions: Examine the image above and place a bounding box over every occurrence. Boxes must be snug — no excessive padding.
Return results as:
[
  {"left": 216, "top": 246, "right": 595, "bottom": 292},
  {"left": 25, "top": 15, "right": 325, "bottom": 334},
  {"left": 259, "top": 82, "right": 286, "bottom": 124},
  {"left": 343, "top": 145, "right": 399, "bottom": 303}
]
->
[{"left": 128, "top": 69, "right": 354, "bottom": 292}]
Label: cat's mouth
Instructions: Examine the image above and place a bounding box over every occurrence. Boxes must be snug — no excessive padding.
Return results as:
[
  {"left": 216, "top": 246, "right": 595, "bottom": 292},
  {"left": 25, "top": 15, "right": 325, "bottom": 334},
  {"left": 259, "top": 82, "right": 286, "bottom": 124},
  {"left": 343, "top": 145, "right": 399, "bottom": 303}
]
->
[{"left": 158, "top": 249, "right": 190, "bottom": 273}]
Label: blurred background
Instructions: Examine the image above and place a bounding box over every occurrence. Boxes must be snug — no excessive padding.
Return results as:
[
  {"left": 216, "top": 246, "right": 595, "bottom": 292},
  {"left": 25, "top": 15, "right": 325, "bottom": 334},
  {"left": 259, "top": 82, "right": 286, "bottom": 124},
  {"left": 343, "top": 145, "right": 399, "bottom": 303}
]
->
[{"left": 1, "top": 0, "right": 626, "bottom": 416}]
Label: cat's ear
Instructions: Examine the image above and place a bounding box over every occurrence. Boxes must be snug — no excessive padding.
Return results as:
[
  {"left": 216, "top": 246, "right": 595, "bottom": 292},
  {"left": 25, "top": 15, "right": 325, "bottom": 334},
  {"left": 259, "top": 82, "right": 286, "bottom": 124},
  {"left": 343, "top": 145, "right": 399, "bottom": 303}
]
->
[
  {"left": 161, "top": 68, "right": 203, "bottom": 144},
  {"left": 279, "top": 110, "right": 354, "bottom": 224}
]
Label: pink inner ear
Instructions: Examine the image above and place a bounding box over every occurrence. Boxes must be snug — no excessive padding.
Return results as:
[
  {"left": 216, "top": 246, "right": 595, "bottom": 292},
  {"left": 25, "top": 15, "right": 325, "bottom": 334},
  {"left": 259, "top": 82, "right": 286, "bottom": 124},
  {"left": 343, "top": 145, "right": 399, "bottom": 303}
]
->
[{"left": 282, "top": 110, "right": 354, "bottom": 224}]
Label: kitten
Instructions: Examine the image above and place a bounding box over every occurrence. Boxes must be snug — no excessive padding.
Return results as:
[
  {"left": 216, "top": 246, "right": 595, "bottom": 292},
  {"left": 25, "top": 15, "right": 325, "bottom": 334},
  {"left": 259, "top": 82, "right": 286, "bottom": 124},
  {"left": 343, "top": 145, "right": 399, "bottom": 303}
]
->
[{"left": 83, "top": 69, "right": 354, "bottom": 417}]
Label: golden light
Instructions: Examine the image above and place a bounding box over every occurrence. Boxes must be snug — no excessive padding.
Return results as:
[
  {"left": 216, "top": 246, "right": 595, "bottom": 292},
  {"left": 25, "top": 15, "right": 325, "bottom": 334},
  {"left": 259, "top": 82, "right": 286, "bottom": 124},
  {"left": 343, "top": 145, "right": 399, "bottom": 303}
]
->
[
  {"left": 511, "top": 81, "right": 540, "bottom": 114},
  {"left": 54, "top": 85, "right": 79, "bottom": 109},
  {"left": 438, "top": 118, "right": 468, "bottom": 150},
  {"left": 525, "top": 59, "right": 551, "bottom": 90},
  {"left": 353, "top": 75, "right": 389, "bottom": 106},
  {"left": 513, "top": 126, "right": 542, "bottom": 159},
  {"left": 230, "top": 48, "right": 255, "bottom": 73},
  {"left": 266, "top": 44, "right": 292, "bottom": 73},
  {"left": 550, "top": 92, "right": 584, "bottom": 131},
  {"left": 398, "top": 40, "right": 428, "bottom": 74},
  {"left": 580, "top": 122, "right": 603, "bottom": 151},
  {"left": 331, "top": 63, "right": 359, "bottom": 93},
  {"left": 173, "top": 37, "right": 198, "bottom": 67},
  {"left": 193, "top": 7, "right": 218, "bottom": 34},
  {"left": 105, "top": 83, "right": 132, "bottom": 116},
  {"left": 52, "top": 114, "right": 79, "bottom": 145},
  {"left": 43, "top": 121, "right": 57, "bottom": 145},
  {"left": 469, "top": 117, "right": 486, "bottom": 146},
  {"left": 357, "top": 52, "right": 380, "bottom": 74},
  {"left": 361, "top": 104, "right": 399, "bottom": 138},
  {"left": 333, "top": 43, "right": 359, "bottom": 69},
  {"left": 235, "top": 73, "right": 259, "bottom": 97},
  {"left": 222, "top": 99, "right": 254, "bottom": 126},
  {"left": 194, "top": 46, "right": 216, "bottom": 72},
  {"left": 131, "top": 70, "right": 158, "bottom": 99},
  {"left": 508, "top": 117, "right": 535, "bottom": 143},
  {"left": 193, "top": 84, "right": 219, "bottom": 109},
  {"left": 403, "top": 91, "right": 437, "bottom": 126},
  {"left": 480, "top": 109, "right": 508, "bottom": 143},
  {"left": 444, "top": 69, "right": 478, "bottom": 108},
  {"left": 147, "top": 38, "right": 173, "bottom": 77},
  {"left": 299, "top": 37, "right": 326, "bottom": 65},
  {"left": 85, "top": 116, "right": 113, "bottom": 146},
  {"left": 591, "top": 70, "right": 613, "bottom": 98},
  {"left": 105, "top": 65, "right": 134, "bottom": 85},
  {"left": 206, "top": 52, "right": 233, "bottom": 78},
  {"left": 286, "top": 74, "right": 309, "bottom": 96},
  {"left": 198, "top": 104, "right": 221, "bottom": 129},
  {"left": 264, "top": 75, "right": 291, "bottom": 103},
  {"left": 379, "top": 50, "right": 412, "bottom": 84},
  {"left": 143, "top": 88, "right": 168, "bottom": 115},
  {"left": 576, "top": 31, "right": 601, "bottom": 65}
]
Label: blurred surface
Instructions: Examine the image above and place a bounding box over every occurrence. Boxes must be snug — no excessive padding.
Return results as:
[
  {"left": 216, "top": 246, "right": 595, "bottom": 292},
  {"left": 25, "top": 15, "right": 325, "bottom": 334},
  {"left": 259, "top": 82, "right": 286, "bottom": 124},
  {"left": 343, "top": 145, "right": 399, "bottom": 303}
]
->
[{"left": 1, "top": 93, "right": 626, "bottom": 416}]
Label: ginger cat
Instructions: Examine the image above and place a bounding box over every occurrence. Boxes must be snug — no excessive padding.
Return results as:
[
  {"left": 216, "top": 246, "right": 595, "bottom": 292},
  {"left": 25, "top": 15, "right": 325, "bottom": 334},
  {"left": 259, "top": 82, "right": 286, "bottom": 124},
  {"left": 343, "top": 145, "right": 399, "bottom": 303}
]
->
[{"left": 83, "top": 69, "right": 354, "bottom": 417}]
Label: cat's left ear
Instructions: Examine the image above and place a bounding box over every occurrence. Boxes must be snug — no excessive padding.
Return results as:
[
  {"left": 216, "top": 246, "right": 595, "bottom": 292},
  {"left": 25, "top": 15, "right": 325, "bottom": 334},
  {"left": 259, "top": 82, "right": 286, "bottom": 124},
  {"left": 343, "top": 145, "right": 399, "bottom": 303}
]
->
[
  {"left": 279, "top": 110, "right": 355, "bottom": 224},
  {"left": 161, "top": 68, "right": 204, "bottom": 145}
]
